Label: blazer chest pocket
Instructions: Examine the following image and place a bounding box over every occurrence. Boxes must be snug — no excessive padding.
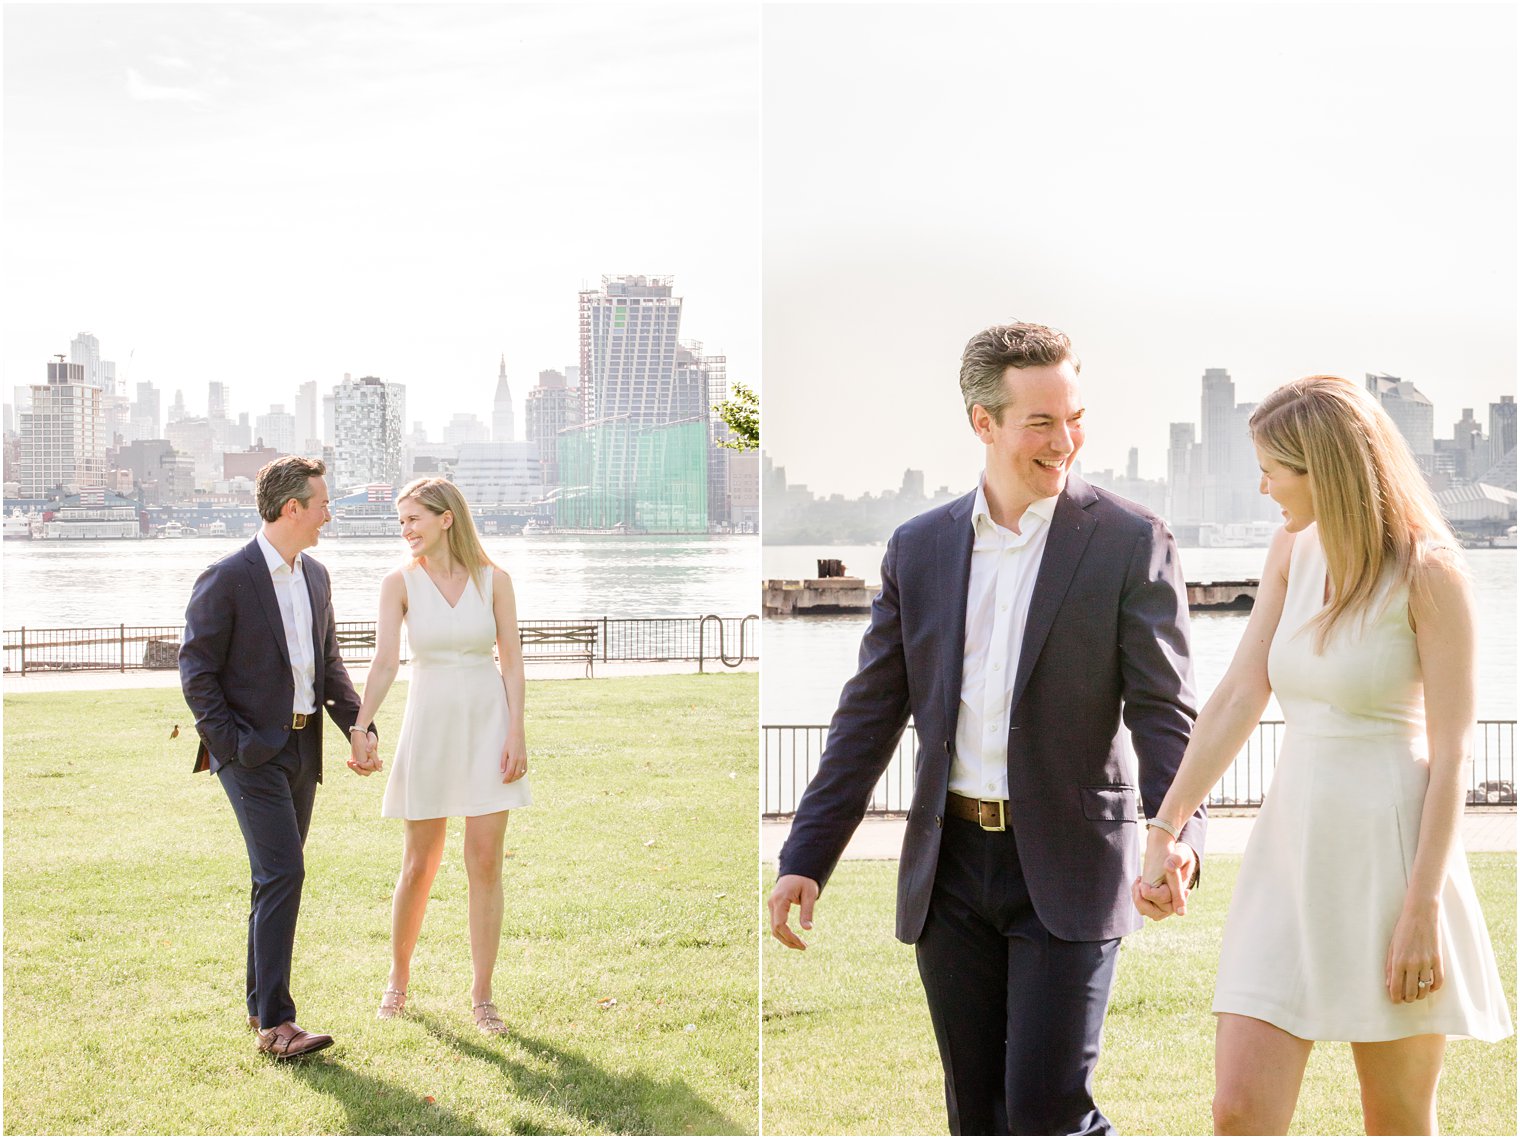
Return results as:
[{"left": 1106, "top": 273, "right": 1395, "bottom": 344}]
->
[{"left": 1081, "top": 784, "right": 1138, "bottom": 822}]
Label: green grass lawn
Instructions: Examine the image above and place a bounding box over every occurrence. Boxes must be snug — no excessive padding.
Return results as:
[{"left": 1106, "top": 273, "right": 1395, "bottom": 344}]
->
[
  {"left": 763, "top": 853, "right": 1517, "bottom": 1137},
  {"left": 4, "top": 674, "right": 758, "bottom": 1136}
]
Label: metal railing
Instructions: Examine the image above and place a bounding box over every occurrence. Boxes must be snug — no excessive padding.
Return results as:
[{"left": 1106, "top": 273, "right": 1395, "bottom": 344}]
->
[
  {"left": 4, "top": 616, "right": 759, "bottom": 675},
  {"left": 762, "top": 720, "right": 1518, "bottom": 817}
]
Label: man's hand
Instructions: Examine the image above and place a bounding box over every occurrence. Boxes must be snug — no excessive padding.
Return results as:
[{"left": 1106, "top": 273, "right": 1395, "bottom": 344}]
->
[
  {"left": 347, "top": 729, "right": 381, "bottom": 775},
  {"left": 768, "top": 874, "right": 821, "bottom": 950},
  {"left": 1133, "top": 840, "right": 1196, "bottom": 921}
]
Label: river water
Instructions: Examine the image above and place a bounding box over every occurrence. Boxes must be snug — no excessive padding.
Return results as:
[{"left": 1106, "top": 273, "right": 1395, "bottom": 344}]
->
[
  {"left": 3, "top": 533, "right": 760, "bottom": 627},
  {"left": 763, "top": 545, "right": 1517, "bottom": 722}
]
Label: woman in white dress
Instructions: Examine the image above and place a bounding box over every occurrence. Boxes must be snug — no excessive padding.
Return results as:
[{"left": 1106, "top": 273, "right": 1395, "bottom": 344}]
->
[
  {"left": 348, "top": 477, "right": 531, "bottom": 1036},
  {"left": 1133, "top": 375, "right": 1511, "bottom": 1134}
]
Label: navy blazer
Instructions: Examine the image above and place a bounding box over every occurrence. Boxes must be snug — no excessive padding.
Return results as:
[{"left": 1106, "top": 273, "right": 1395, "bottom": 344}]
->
[
  {"left": 179, "top": 538, "right": 364, "bottom": 779},
  {"left": 778, "top": 475, "right": 1208, "bottom": 943}
]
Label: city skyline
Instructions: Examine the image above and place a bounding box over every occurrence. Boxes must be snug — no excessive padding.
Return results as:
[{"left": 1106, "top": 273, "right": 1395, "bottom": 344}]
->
[
  {"left": 2, "top": 5, "right": 759, "bottom": 436},
  {"left": 765, "top": 367, "right": 1518, "bottom": 501},
  {"left": 763, "top": 3, "right": 1516, "bottom": 498}
]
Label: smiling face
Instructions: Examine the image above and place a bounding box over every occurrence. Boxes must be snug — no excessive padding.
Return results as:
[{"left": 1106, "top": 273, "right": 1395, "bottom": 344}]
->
[
  {"left": 286, "top": 477, "right": 331, "bottom": 550},
  {"left": 397, "top": 496, "right": 451, "bottom": 559},
  {"left": 1256, "top": 447, "right": 1315, "bottom": 531},
  {"left": 973, "top": 359, "right": 1085, "bottom": 516}
]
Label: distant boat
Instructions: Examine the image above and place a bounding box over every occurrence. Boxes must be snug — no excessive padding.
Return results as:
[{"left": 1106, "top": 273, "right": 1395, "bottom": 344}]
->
[
  {"left": 522, "top": 519, "right": 549, "bottom": 535},
  {"left": 159, "top": 521, "right": 199, "bottom": 538},
  {"left": 1495, "top": 527, "right": 1517, "bottom": 549},
  {"left": 3, "top": 509, "right": 36, "bottom": 540},
  {"left": 208, "top": 520, "right": 228, "bottom": 538}
]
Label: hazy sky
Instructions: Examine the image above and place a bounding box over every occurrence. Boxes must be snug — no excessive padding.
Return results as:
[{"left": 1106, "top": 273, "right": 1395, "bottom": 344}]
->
[
  {"left": 764, "top": 2, "right": 1517, "bottom": 496},
  {"left": 3, "top": 4, "right": 758, "bottom": 436}
]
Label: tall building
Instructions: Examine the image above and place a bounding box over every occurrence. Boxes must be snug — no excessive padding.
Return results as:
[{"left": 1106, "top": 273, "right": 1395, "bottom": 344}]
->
[
  {"left": 168, "top": 389, "right": 188, "bottom": 424},
  {"left": 564, "top": 275, "right": 712, "bottom": 531},
  {"left": 333, "top": 375, "right": 404, "bottom": 491},
  {"left": 493, "top": 356, "right": 515, "bottom": 442},
  {"left": 19, "top": 359, "right": 104, "bottom": 497},
  {"left": 255, "top": 405, "right": 296, "bottom": 454},
  {"left": 131, "top": 382, "right": 161, "bottom": 440},
  {"left": 1365, "top": 373, "right": 1434, "bottom": 471},
  {"left": 578, "top": 275, "right": 686, "bottom": 424},
  {"left": 1166, "top": 421, "right": 1202, "bottom": 525},
  {"left": 1489, "top": 396, "right": 1516, "bottom": 461},
  {"left": 207, "top": 381, "right": 229, "bottom": 422},
  {"left": 70, "top": 332, "right": 115, "bottom": 391},
  {"left": 295, "top": 381, "right": 321, "bottom": 452},
  {"left": 1199, "top": 368, "right": 1236, "bottom": 524},
  {"left": 525, "top": 368, "right": 581, "bottom": 486}
]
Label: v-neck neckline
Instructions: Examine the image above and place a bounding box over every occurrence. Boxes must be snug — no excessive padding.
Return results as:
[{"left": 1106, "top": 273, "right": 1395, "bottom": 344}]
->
[{"left": 419, "top": 564, "right": 470, "bottom": 611}]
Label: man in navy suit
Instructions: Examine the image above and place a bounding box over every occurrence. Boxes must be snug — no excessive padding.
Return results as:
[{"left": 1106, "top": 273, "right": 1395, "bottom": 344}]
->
[
  {"left": 768, "top": 322, "right": 1208, "bottom": 1135},
  {"left": 180, "top": 456, "right": 378, "bottom": 1060}
]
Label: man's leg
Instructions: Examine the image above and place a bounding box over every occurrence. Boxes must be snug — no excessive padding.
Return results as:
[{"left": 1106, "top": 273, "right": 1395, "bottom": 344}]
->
[
  {"left": 1002, "top": 922, "right": 1120, "bottom": 1135},
  {"left": 915, "top": 817, "right": 1014, "bottom": 1135},
  {"left": 218, "top": 743, "right": 311, "bottom": 1030}
]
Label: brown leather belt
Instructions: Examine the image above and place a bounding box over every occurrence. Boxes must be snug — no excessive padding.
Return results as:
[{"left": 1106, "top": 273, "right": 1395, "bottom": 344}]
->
[
  {"left": 291, "top": 713, "right": 310, "bottom": 730},
  {"left": 946, "top": 791, "right": 1008, "bottom": 832}
]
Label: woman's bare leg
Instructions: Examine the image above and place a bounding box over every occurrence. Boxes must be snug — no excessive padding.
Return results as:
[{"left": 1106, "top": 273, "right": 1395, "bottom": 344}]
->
[
  {"left": 463, "top": 811, "right": 510, "bottom": 1006},
  {"left": 1213, "top": 1013, "right": 1314, "bottom": 1135}
]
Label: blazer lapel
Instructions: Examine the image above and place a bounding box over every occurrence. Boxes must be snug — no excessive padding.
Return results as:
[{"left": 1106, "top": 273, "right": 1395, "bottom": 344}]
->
[
  {"left": 1008, "top": 476, "right": 1097, "bottom": 715},
  {"left": 303, "top": 558, "right": 326, "bottom": 697},
  {"left": 939, "top": 490, "right": 977, "bottom": 732},
  {"left": 242, "top": 539, "right": 292, "bottom": 669}
]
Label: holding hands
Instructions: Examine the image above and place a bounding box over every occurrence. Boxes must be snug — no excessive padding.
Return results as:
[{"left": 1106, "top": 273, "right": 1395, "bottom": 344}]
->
[
  {"left": 1132, "top": 824, "right": 1197, "bottom": 921},
  {"left": 347, "top": 727, "right": 382, "bottom": 775}
]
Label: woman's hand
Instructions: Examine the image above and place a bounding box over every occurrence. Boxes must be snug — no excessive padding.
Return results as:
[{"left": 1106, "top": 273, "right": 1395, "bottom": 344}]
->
[
  {"left": 501, "top": 727, "right": 528, "bottom": 784},
  {"left": 1386, "top": 899, "right": 1443, "bottom": 1003},
  {"left": 347, "top": 728, "right": 380, "bottom": 776}
]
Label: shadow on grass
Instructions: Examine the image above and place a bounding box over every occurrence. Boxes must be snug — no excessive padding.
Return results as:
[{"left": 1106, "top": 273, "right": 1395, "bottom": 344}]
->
[
  {"left": 281, "top": 1052, "right": 488, "bottom": 1136},
  {"left": 413, "top": 1011, "right": 749, "bottom": 1136}
]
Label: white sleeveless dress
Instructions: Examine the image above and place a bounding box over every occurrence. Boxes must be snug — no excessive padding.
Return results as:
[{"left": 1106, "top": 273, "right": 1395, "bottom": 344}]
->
[
  {"left": 380, "top": 564, "right": 532, "bottom": 820},
  {"left": 1211, "top": 524, "right": 1511, "bottom": 1041}
]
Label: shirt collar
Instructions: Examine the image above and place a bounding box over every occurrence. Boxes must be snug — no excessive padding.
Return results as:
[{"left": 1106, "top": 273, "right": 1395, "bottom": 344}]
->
[
  {"left": 971, "top": 475, "right": 1059, "bottom": 537},
  {"left": 256, "top": 528, "right": 302, "bottom": 575}
]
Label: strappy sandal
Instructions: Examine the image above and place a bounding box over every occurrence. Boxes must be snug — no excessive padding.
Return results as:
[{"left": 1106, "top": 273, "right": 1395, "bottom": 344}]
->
[
  {"left": 377, "top": 987, "right": 408, "bottom": 1020},
  {"left": 472, "top": 1000, "right": 507, "bottom": 1036}
]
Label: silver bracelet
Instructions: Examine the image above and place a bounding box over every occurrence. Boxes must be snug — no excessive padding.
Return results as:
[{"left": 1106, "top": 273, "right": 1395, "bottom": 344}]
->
[
  {"left": 1145, "top": 817, "right": 1181, "bottom": 840},
  {"left": 349, "top": 725, "right": 369, "bottom": 736}
]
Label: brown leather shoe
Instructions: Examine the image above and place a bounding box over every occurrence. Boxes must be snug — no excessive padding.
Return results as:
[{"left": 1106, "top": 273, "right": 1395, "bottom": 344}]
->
[{"left": 256, "top": 1021, "right": 333, "bottom": 1060}]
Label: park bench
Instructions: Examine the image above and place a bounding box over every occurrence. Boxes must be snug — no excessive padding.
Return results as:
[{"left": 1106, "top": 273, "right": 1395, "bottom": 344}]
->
[{"left": 518, "top": 623, "right": 599, "bottom": 677}]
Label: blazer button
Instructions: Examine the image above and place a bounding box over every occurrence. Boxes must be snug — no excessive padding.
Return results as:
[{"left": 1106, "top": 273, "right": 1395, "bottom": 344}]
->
[
  {"left": 935, "top": 815, "right": 943, "bottom": 828},
  {"left": 943, "top": 741, "right": 951, "bottom": 754},
  {"left": 282, "top": 722, "right": 290, "bottom": 730}
]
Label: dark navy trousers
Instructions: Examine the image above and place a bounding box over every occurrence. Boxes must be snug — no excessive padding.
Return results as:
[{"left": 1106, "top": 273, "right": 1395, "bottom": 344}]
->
[
  {"left": 217, "top": 721, "right": 320, "bottom": 1030},
  {"left": 915, "top": 815, "right": 1122, "bottom": 1136}
]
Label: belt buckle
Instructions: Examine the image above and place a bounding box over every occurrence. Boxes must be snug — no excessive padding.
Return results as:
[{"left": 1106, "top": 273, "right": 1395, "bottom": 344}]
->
[
  {"left": 291, "top": 712, "right": 308, "bottom": 730},
  {"left": 977, "top": 798, "right": 1006, "bottom": 832}
]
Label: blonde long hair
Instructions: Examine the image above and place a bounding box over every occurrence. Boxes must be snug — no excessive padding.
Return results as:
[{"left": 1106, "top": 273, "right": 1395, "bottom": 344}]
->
[
  {"left": 397, "top": 477, "right": 497, "bottom": 595},
  {"left": 1249, "top": 375, "right": 1457, "bottom": 651}
]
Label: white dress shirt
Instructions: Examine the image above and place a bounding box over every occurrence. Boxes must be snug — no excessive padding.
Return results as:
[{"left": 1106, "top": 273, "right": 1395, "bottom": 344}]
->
[
  {"left": 949, "top": 479, "right": 1058, "bottom": 801},
  {"left": 256, "top": 529, "right": 317, "bottom": 715}
]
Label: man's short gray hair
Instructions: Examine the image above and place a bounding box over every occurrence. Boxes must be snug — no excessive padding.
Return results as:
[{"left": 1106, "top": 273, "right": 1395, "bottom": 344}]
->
[{"left": 959, "top": 322, "right": 1080, "bottom": 425}]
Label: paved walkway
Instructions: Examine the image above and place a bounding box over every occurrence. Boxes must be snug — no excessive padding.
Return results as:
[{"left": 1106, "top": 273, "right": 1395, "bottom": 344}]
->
[
  {"left": 762, "top": 807, "right": 1517, "bottom": 860},
  {"left": 3, "top": 658, "right": 755, "bottom": 693}
]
